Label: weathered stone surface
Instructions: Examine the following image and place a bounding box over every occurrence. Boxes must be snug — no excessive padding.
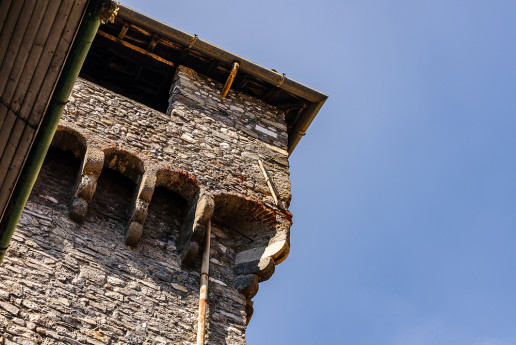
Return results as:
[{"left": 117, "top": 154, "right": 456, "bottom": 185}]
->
[
  {"left": 0, "top": 301, "right": 19, "bottom": 316},
  {"left": 137, "top": 172, "right": 156, "bottom": 203},
  {"left": 62, "top": 73, "right": 292, "bottom": 207},
  {"left": 131, "top": 199, "right": 149, "bottom": 224},
  {"left": 125, "top": 222, "right": 143, "bottom": 247},
  {"left": 81, "top": 147, "right": 104, "bottom": 177},
  {"left": 70, "top": 197, "right": 88, "bottom": 223},
  {"left": 245, "top": 300, "right": 254, "bottom": 325},
  {"left": 179, "top": 241, "right": 199, "bottom": 267},
  {"left": 235, "top": 238, "right": 289, "bottom": 265},
  {"left": 234, "top": 256, "right": 275, "bottom": 283},
  {"left": 235, "top": 274, "right": 259, "bottom": 299},
  {"left": 177, "top": 192, "right": 214, "bottom": 263},
  {"left": 195, "top": 193, "right": 214, "bottom": 225},
  {"left": 0, "top": 64, "right": 296, "bottom": 344},
  {"left": 76, "top": 174, "right": 97, "bottom": 201}
]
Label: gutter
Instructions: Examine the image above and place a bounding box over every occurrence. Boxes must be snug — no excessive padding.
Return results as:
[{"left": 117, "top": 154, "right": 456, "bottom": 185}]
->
[
  {"left": 117, "top": 5, "right": 328, "bottom": 155},
  {"left": 0, "top": 0, "right": 107, "bottom": 263}
]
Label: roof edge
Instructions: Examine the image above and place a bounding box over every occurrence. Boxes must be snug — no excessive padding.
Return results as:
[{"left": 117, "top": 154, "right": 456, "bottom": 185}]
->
[{"left": 117, "top": 5, "right": 328, "bottom": 154}]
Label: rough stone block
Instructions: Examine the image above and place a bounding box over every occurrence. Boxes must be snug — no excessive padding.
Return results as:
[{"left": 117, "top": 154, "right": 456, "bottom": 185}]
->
[
  {"left": 245, "top": 300, "right": 254, "bottom": 325},
  {"left": 234, "top": 274, "right": 258, "bottom": 299},
  {"left": 234, "top": 256, "right": 275, "bottom": 283},
  {"left": 131, "top": 199, "right": 149, "bottom": 224},
  {"left": 125, "top": 222, "right": 144, "bottom": 247},
  {"left": 194, "top": 194, "right": 214, "bottom": 225},
  {"left": 82, "top": 147, "right": 104, "bottom": 176},
  {"left": 76, "top": 174, "right": 97, "bottom": 202},
  {"left": 70, "top": 197, "right": 88, "bottom": 223},
  {"left": 179, "top": 241, "right": 199, "bottom": 267}
]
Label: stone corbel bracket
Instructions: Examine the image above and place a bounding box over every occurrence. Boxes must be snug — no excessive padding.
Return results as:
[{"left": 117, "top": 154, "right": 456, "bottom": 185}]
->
[
  {"left": 177, "top": 191, "right": 214, "bottom": 267},
  {"left": 70, "top": 147, "right": 105, "bottom": 223},
  {"left": 233, "top": 213, "right": 291, "bottom": 324},
  {"left": 125, "top": 171, "right": 156, "bottom": 247},
  {"left": 212, "top": 192, "right": 292, "bottom": 324}
]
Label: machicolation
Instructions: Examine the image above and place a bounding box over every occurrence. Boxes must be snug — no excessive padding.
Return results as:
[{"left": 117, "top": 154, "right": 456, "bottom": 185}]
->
[{"left": 0, "top": 4, "right": 326, "bottom": 344}]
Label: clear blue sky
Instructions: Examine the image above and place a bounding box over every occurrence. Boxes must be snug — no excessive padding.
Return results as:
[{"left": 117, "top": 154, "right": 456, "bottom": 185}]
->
[{"left": 123, "top": 1, "right": 516, "bottom": 344}]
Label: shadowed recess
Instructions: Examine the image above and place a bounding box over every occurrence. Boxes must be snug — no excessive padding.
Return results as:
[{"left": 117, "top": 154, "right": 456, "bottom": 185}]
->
[
  {"left": 139, "top": 186, "right": 188, "bottom": 256},
  {"left": 213, "top": 193, "right": 278, "bottom": 250},
  {"left": 103, "top": 148, "right": 144, "bottom": 184},
  {"left": 155, "top": 168, "right": 199, "bottom": 204},
  {"left": 88, "top": 169, "right": 136, "bottom": 226},
  {"left": 51, "top": 126, "right": 87, "bottom": 160},
  {"left": 31, "top": 147, "right": 82, "bottom": 212}
]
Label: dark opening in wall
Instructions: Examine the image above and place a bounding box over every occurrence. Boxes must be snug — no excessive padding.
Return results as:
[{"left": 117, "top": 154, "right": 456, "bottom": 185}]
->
[
  {"left": 31, "top": 147, "right": 81, "bottom": 212},
  {"left": 79, "top": 31, "right": 174, "bottom": 113},
  {"left": 88, "top": 168, "right": 137, "bottom": 228},
  {"left": 138, "top": 186, "right": 187, "bottom": 257}
]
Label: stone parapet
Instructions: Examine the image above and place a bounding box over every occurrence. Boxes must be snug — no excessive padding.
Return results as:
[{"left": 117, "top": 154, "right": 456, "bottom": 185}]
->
[{"left": 0, "top": 66, "right": 295, "bottom": 344}]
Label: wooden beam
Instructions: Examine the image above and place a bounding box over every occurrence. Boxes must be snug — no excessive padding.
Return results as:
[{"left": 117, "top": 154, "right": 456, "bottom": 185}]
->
[
  {"left": 276, "top": 102, "right": 308, "bottom": 111},
  {"left": 118, "top": 22, "right": 129, "bottom": 39},
  {"left": 262, "top": 87, "right": 279, "bottom": 103},
  {"left": 97, "top": 30, "right": 174, "bottom": 67},
  {"left": 205, "top": 59, "right": 218, "bottom": 75},
  {"left": 146, "top": 34, "right": 158, "bottom": 52},
  {"left": 235, "top": 75, "right": 249, "bottom": 90},
  {"left": 176, "top": 48, "right": 189, "bottom": 66}
]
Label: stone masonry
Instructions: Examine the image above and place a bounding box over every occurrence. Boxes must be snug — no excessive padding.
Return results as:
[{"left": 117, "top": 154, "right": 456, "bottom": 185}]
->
[{"left": 0, "top": 65, "right": 294, "bottom": 344}]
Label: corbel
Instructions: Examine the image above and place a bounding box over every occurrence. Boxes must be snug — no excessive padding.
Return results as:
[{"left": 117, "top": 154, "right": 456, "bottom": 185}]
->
[
  {"left": 70, "top": 147, "right": 104, "bottom": 223},
  {"left": 177, "top": 192, "right": 214, "bottom": 267},
  {"left": 232, "top": 221, "right": 291, "bottom": 324},
  {"left": 125, "top": 171, "right": 156, "bottom": 247}
]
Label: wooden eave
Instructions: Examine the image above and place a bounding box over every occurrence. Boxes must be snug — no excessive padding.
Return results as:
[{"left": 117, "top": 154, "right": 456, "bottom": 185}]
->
[{"left": 80, "top": 11, "right": 327, "bottom": 153}]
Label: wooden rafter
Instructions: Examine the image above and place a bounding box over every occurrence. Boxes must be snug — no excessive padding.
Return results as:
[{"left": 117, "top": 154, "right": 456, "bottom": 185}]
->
[
  {"left": 235, "top": 75, "right": 250, "bottom": 90},
  {"left": 97, "top": 30, "right": 174, "bottom": 67},
  {"left": 146, "top": 34, "right": 158, "bottom": 52},
  {"left": 262, "top": 86, "right": 279, "bottom": 103}
]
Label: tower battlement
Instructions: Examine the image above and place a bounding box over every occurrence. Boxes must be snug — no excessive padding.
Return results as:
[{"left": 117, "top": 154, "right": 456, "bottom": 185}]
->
[{"left": 0, "top": 5, "right": 326, "bottom": 344}]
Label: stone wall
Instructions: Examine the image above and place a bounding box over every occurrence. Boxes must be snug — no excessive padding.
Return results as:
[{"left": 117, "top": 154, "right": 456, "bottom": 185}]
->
[
  {"left": 0, "top": 148, "right": 247, "bottom": 344},
  {"left": 0, "top": 66, "right": 294, "bottom": 344},
  {"left": 64, "top": 66, "right": 291, "bottom": 208}
]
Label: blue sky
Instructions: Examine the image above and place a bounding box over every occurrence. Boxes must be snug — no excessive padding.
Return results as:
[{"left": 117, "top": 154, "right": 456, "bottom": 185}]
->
[{"left": 123, "top": 1, "right": 516, "bottom": 344}]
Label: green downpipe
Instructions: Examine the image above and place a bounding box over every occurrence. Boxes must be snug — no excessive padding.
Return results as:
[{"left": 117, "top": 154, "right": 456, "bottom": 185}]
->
[{"left": 0, "top": 0, "right": 105, "bottom": 263}]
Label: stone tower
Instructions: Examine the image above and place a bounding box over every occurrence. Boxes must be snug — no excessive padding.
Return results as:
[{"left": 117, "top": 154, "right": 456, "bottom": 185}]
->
[{"left": 0, "top": 5, "right": 327, "bottom": 344}]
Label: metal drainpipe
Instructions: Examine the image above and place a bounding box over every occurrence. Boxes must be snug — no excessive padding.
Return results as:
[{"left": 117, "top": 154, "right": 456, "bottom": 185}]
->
[
  {"left": 0, "top": 0, "right": 105, "bottom": 264},
  {"left": 197, "top": 220, "right": 212, "bottom": 345}
]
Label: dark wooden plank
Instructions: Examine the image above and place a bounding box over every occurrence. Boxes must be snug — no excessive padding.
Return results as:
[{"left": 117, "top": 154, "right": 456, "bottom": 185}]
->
[
  {"left": 9, "top": 0, "right": 62, "bottom": 116},
  {"left": 0, "top": 0, "right": 13, "bottom": 34},
  {"left": 0, "top": 123, "right": 34, "bottom": 220},
  {"left": 235, "top": 76, "right": 250, "bottom": 90},
  {"left": 0, "top": 0, "right": 24, "bottom": 66},
  {"left": 118, "top": 22, "right": 129, "bottom": 39},
  {"left": 0, "top": 0, "right": 38, "bottom": 92},
  {"left": 147, "top": 34, "right": 158, "bottom": 52},
  {"left": 0, "top": 101, "right": 7, "bottom": 129},
  {"left": 29, "top": 0, "right": 89, "bottom": 127},
  {"left": 205, "top": 59, "right": 218, "bottom": 75},
  {"left": 0, "top": 0, "right": 49, "bottom": 99},
  {"left": 0, "top": 112, "right": 17, "bottom": 158},
  {"left": 15, "top": 0, "right": 74, "bottom": 125},
  {"left": 262, "top": 87, "right": 279, "bottom": 103},
  {"left": 0, "top": 116, "right": 27, "bottom": 189}
]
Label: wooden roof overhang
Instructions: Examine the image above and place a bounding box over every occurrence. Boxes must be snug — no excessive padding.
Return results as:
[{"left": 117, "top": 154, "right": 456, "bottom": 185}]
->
[
  {"left": 0, "top": 0, "right": 90, "bottom": 223},
  {"left": 79, "top": 5, "right": 327, "bottom": 155}
]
